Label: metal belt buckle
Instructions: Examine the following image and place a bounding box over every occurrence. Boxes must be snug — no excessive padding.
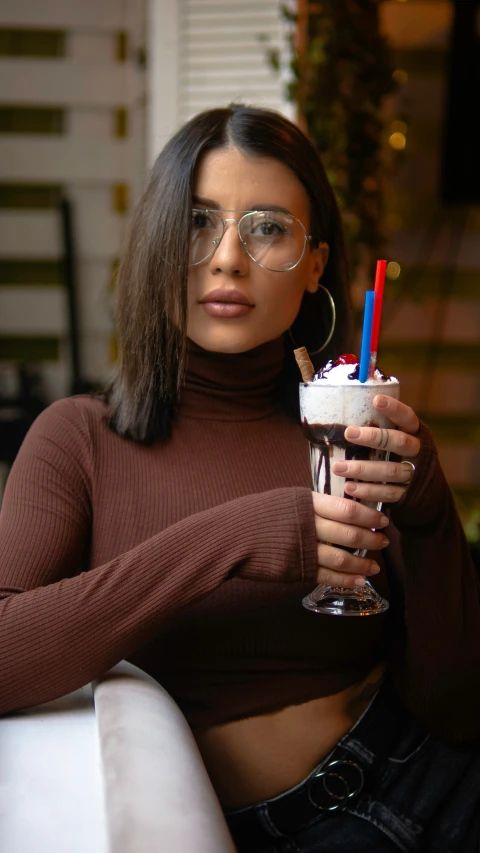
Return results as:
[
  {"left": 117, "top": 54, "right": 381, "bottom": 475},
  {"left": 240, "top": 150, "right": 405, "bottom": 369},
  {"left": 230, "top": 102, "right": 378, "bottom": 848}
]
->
[{"left": 308, "top": 759, "right": 364, "bottom": 812}]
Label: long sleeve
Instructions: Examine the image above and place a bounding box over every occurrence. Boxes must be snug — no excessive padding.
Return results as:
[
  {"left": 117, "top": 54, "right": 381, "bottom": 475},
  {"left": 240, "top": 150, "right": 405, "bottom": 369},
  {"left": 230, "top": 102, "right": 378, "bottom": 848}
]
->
[
  {"left": 0, "top": 401, "right": 317, "bottom": 716},
  {"left": 385, "top": 422, "right": 480, "bottom": 742}
]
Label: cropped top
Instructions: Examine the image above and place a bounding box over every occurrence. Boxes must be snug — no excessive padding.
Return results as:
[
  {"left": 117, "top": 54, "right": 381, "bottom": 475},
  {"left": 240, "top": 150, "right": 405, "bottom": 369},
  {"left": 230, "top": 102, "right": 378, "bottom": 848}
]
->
[{"left": 1, "top": 337, "right": 479, "bottom": 742}]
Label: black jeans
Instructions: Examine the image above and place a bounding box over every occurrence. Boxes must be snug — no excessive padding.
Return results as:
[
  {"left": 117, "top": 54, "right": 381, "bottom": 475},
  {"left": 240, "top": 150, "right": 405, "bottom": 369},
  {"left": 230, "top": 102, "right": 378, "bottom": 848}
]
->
[{"left": 225, "top": 681, "right": 480, "bottom": 853}]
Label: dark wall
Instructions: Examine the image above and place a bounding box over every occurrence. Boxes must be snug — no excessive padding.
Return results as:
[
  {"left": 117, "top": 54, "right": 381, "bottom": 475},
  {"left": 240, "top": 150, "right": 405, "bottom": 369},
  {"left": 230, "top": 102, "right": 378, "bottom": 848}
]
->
[{"left": 441, "top": 0, "right": 480, "bottom": 204}]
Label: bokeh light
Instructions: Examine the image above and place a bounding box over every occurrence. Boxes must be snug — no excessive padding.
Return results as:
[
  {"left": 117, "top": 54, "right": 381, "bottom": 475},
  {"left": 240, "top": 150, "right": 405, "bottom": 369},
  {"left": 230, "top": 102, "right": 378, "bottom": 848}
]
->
[
  {"left": 392, "top": 69, "right": 408, "bottom": 84},
  {"left": 389, "top": 132, "right": 407, "bottom": 150},
  {"left": 386, "top": 261, "right": 401, "bottom": 280}
]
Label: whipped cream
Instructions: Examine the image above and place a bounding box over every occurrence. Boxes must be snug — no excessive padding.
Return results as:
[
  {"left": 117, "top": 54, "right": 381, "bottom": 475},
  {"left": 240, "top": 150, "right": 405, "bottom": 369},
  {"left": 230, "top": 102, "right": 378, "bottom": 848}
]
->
[
  {"left": 312, "top": 355, "right": 398, "bottom": 386},
  {"left": 300, "top": 355, "right": 399, "bottom": 428}
]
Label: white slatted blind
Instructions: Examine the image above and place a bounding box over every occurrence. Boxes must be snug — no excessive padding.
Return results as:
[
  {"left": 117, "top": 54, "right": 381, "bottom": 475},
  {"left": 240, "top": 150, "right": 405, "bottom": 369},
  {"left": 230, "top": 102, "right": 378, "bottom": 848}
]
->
[
  {"left": 178, "top": 0, "right": 292, "bottom": 122},
  {"left": 0, "top": 0, "right": 146, "bottom": 402}
]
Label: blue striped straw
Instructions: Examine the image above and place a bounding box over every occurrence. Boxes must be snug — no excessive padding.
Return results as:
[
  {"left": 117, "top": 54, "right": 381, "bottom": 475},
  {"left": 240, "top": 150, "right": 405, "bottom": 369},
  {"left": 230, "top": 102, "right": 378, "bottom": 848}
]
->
[{"left": 359, "top": 290, "right": 375, "bottom": 383}]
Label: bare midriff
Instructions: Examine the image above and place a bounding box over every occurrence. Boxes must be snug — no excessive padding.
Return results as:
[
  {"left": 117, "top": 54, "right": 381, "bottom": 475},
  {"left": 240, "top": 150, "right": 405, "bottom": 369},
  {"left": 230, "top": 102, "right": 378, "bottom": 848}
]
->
[{"left": 193, "top": 662, "right": 386, "bottom": 810}]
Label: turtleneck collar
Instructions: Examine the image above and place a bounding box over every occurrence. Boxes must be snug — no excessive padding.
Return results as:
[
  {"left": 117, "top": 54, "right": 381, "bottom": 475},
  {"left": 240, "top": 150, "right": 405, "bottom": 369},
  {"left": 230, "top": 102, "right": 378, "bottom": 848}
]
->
[{"left": 178, "top": 337, "right": 286, "bottom": 421}]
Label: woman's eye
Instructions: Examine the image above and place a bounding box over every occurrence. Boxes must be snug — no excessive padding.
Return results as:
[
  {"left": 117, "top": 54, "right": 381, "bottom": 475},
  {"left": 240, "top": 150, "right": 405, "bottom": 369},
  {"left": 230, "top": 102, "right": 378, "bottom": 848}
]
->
[
  {"left": 192, "top": 211, "right": 217, "bottom": 230},
  {"left": 192, "top": 212, "right": 208, "bottom": 229},
  {"left": 252, "top": 218, "right": 284, "bottom": 237},
  {"left": 263, "top": 222, "right": 285, "bottom": 236}
]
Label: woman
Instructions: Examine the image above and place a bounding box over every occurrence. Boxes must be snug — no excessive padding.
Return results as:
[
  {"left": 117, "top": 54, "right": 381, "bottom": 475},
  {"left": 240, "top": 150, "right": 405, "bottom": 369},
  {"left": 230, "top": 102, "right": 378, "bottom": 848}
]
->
[{"left": 1, "top": 105, "right": 479, "bottom": 852}]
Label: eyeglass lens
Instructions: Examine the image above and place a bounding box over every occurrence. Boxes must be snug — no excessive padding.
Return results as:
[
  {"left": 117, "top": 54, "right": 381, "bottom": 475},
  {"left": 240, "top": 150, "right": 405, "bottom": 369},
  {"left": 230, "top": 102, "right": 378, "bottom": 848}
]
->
[{"left": 189, "top": 210, "right": 307, "bottom": 271}]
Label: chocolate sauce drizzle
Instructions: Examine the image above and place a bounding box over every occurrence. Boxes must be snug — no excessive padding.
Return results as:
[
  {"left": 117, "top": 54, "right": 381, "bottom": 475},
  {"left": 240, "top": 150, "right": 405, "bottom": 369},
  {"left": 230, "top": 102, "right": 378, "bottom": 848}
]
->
[{"left": 302, "top": 421, "right": 377, "bottom": 497}]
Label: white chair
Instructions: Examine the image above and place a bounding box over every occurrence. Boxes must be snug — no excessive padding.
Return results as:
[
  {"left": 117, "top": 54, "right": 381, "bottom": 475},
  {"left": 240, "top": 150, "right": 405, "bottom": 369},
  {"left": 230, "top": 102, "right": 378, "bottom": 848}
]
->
[{"left": 0, "top": 661, "right": 236, "bottom": 853}]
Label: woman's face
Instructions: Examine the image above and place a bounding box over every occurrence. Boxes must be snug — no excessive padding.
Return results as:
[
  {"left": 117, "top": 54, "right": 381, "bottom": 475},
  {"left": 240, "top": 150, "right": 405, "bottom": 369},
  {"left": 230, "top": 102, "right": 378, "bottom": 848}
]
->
[{"left": 187, "top": 147, "right": 329, "bottom": 353}]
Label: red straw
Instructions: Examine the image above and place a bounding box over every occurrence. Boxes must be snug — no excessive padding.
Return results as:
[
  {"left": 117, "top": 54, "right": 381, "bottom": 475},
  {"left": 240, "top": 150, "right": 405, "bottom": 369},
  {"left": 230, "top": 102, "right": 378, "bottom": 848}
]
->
[{"left": 369, "top": 259, "right": 387, "bottom": 376}]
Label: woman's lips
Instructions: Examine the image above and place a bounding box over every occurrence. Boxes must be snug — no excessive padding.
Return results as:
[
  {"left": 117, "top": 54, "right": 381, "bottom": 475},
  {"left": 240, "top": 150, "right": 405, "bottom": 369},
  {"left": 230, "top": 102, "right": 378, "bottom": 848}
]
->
[
  {"left": 200, "top": 289, "right": 254, "bottom": 318},
  {"left": 202, "top": 302, "right": 253, "bottom": 318}
]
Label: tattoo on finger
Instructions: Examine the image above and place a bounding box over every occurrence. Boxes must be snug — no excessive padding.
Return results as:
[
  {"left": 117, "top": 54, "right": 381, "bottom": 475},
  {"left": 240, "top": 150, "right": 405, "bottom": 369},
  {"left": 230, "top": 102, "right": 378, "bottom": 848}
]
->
[{"left": 377, "top": 428, "right": 389, "bottom": 449}]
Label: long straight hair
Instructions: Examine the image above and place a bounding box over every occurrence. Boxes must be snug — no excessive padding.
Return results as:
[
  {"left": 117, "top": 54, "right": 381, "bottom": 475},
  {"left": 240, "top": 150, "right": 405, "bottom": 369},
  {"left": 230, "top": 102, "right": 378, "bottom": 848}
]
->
[{"left": 106, "top": 105, "right": 353, "bottom": 442}]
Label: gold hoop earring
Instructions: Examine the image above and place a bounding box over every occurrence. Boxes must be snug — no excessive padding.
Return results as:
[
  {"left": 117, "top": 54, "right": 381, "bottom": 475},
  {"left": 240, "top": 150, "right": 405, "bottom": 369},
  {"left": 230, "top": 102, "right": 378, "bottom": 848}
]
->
[{"left": 288, "top": 284, "right": 336, "bottom": 356}]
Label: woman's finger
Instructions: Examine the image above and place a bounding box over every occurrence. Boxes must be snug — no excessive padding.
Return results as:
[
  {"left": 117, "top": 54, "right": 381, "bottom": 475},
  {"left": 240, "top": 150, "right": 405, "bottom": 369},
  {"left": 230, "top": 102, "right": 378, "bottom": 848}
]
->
[
  {"left": 343, "top": 481, "right": 406, "bottom": 503},
  {"left": 316, "top": 544, "right": 380, "bottom": 587},
  {"left": 344, "top": 425, "right": 420, "bottom": 459},
  {"left": 332, "top": 458, "right": 417, "bottom": 484},
  {"left": 312, "top": 492, "right": 390, "bottom": 529},
  {"left": 373, "top": 394, "right": 420, "bottom": 435},
  {"left": 314, "top": 515, "right": 390, "bottom": 552}
]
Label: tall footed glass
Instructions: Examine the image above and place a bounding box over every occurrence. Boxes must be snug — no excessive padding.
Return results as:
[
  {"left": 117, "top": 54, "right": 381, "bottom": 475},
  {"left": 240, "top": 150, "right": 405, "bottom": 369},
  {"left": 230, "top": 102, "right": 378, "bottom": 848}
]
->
[{"left": 300, "top": 379, "right": 400, "bottom": 616}]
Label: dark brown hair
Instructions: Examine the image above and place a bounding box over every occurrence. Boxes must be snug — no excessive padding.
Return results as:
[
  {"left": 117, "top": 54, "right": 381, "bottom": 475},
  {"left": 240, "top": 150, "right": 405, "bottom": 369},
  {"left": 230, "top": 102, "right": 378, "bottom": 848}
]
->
[{"left": 106, "top": 104, "right": 353, "bottom": 442}]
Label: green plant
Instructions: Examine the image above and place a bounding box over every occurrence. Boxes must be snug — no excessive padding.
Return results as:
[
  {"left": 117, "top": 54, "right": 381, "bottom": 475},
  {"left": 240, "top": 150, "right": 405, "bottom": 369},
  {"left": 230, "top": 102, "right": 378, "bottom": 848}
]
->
[{"left": 283, "top": 0, "right": 398, "bottom": 281}]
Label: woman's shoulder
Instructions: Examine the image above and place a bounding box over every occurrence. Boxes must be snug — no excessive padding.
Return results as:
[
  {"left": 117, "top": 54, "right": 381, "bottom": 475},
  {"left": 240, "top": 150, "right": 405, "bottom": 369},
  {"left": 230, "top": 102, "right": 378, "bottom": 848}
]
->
[
  {"left": 43, "top": 392, "right": 107, "bottom": 420},
  {"left": 29, "top": 394, "right": 111, "bottom": 449}
]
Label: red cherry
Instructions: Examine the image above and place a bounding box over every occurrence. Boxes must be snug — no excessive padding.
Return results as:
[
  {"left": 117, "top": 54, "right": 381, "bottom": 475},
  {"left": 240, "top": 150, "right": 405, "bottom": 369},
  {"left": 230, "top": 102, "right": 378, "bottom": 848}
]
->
[{"left": 336, "top": 353, "right": 358, "bottom": 365}]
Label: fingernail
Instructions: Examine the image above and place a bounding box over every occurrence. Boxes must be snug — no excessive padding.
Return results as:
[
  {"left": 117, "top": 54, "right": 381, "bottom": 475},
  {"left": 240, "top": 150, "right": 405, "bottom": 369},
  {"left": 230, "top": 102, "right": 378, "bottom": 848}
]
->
[
  {"left": 380, "top": 537, "right": 390, "bottom": 548},
  {"left": 354, "top": 577, "right": 366, "bottom": 587},
  {"left": 374, "top": 395, "right": 388, "bottom": 408},
  {"left": 333, "top": 461, "right": 348, "bottom": 473},
  {"left": 346, "top": 426, "right": 360, "bottom": 439},
  {"left": 369, "top": 563, "right": 380, "bottom": 574},
  {"left": 345, "top": 482, "right": 357, "bottom": 493},
  {"left": 379, "top": 515, "right": 389, "bottom": 526}
]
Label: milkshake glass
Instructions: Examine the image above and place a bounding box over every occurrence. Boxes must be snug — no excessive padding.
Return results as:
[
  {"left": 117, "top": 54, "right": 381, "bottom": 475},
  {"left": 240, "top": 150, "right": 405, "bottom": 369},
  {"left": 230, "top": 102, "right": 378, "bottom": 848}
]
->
[{"left": 300, "top": 358, "right": 400, "bottom": 616}]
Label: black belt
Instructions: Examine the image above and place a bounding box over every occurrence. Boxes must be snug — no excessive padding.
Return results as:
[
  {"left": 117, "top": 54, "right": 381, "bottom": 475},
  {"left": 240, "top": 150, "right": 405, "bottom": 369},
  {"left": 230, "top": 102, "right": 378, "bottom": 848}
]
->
[{"left": 225, "top": 681, "right": 415, "bottom": 853}]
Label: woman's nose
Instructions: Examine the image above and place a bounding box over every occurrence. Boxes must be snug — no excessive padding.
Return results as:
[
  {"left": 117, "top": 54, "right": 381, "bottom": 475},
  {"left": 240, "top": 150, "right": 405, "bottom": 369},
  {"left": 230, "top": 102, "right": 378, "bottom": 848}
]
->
[{"left": 209, "top": 220, "right": 249, "bottom": 275}]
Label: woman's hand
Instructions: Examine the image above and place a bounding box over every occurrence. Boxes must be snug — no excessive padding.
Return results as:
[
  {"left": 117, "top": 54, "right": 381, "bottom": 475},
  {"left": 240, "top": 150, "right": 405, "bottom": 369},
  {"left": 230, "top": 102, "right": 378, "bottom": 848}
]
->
[
  {"left": 336, "top": 394, "right": 420, "bottom": 507},
  {"left": 312, "top": 394, "right": 421, "bottom": 588},
  {"left": 312, "top": 493, "right": 391, "bottom": 588}
]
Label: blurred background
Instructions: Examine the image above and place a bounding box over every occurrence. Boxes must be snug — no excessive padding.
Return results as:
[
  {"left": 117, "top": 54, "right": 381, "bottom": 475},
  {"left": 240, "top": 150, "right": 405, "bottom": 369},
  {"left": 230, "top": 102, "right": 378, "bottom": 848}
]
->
[{"left": 0, "top": 0, "right": 479, "bottom": 546}]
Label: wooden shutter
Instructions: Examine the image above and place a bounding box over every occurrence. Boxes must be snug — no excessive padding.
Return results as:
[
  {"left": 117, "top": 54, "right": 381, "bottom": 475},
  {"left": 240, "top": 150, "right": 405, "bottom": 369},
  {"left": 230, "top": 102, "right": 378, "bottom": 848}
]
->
[{"left": 178, "top": 0, "right": 290, "bottom": 122}]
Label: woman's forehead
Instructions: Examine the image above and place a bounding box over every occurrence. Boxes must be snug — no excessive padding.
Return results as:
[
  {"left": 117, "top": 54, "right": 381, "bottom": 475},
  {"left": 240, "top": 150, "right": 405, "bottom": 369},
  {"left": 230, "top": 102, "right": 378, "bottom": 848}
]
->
[{"left": 193, "top": 146, "right": 311, "bottom": 218}]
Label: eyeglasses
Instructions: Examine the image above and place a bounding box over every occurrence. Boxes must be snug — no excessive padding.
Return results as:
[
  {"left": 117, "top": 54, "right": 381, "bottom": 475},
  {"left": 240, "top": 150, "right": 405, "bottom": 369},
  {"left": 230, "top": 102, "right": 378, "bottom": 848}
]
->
[{"left": 189, "top": 209, "right": 312, "bottom": 272}]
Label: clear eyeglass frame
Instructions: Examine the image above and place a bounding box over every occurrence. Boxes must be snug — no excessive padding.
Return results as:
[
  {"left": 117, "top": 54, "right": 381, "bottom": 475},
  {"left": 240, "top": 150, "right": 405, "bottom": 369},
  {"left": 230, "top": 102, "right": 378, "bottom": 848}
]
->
[{"left": 188, "top": 208, "right": 312, "bottom": 273}]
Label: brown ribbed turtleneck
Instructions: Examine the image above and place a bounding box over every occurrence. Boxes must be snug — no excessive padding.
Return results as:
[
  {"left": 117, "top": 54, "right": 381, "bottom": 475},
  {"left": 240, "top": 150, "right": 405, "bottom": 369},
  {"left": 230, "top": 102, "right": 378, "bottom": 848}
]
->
[
  {"left": 1, "top": 339, "right": 479, "bottom": 741},
  {"left": 179, "top": 338, "right": 285, "bottom": 420}
]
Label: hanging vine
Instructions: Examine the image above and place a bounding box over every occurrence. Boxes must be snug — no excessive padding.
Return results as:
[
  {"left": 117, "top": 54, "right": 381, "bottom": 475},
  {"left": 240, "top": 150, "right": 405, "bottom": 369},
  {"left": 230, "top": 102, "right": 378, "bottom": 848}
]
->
[{"left": 283, "top": 0, "right": 398, "bottom": 281}]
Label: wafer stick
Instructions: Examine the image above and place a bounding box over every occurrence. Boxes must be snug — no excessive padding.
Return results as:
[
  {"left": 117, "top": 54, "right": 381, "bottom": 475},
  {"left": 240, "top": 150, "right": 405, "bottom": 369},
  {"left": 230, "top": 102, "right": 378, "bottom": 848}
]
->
[{"left": 293, "top": 347, "right": 315, "bottom": 382}]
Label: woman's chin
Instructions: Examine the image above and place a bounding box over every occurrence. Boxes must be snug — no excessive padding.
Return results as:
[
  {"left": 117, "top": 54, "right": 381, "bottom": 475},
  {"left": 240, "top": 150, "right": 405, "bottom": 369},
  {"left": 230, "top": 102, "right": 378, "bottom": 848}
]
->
[
  {"left": 187, "top": 330, "right": 281, "bottom": 355},
  {"left": 188, "top": 333, "right": 262, "bottom": 354}
]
